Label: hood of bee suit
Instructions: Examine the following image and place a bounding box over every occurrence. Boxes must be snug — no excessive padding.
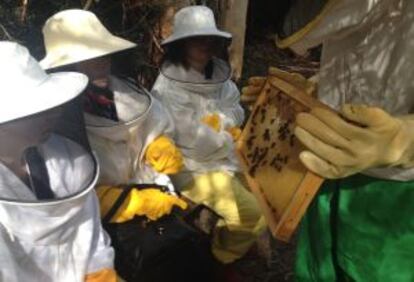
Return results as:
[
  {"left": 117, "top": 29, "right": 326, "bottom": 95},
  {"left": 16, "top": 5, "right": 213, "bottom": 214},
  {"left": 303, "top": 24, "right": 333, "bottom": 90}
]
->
[
  {"left": 84, "top": 76, "right": 175, "bottom": 186},
  {"left": 160, "top": 57, "right": 232, "bottom": 96},
  {"left": 0, "top": 42, "right": 114, "bottom": 282},
  {"left": 0, "top": 41, "right": 99, "bottom": 241}
]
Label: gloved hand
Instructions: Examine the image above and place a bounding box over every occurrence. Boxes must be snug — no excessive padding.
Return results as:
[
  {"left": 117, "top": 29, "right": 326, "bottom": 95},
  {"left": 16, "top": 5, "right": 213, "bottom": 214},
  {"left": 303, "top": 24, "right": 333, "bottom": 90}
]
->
[
  {"left": 97, "top": 186, "right": 188, "bottom": 222},
  {"left": 145, "top": 135, "right": 183, "bottom": 174},
  {"left": 295, "top": 104, "right": 414, "bottom": 179},
  {"left": 226, "top": 126, "right": 242, "bottom": 141},
  {"left": 201, "top": 113, "right": 221, "bottom": 132},
  {"left": 85, "top": 268, "right": 118, "bottom": 282},
  {"left": 241, "top": 67, "right": 317, "bottom": 108},
  {"left": 241, "top": 76, "right": 266, "bottom": 104}
]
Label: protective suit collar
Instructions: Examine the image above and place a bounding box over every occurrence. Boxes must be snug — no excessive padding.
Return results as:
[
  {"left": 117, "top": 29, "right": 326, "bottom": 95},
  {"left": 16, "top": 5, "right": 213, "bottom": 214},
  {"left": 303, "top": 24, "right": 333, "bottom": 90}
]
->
[
  {"left": 0, "top": 133, "right": 112, "bottom": 282},
  {"left": 0, "top": 134, "right": 97, "bottom": 204},
  {"left": 161, "top": 57, "right": 231, "bottom": 84},
  {"left": 85, "top": 76, "right": 152, "bottom": 143},
  {"left": 0, "top": 134, "right": 98, "bottom": 240}
]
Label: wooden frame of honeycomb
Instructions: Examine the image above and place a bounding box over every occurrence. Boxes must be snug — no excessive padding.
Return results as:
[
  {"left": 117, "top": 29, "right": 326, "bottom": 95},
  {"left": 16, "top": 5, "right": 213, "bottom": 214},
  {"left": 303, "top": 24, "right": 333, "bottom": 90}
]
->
[{"left": 237, "top": 75, "right": 329, "bottom": 242}]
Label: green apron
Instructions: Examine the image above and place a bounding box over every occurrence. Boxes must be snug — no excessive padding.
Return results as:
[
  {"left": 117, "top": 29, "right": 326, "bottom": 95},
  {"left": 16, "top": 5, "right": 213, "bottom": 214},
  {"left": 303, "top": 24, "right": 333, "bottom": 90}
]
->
[{"left": 295, "top": 174, "right": 414, "bottom": 281}]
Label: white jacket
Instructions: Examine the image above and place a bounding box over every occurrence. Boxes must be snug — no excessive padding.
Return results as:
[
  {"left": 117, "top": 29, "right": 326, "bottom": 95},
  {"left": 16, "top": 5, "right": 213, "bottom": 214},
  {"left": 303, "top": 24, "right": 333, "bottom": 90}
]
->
[
  {"left": 0, "top": 134, "right": 114, "bottom": 282},
  {"left": 292, "top": 0, "right": 414, "bottom": 181},
  {"left": 152, "top": 58, "right": 244, "bottom": 186},
  {"left": 86, "top": 76, "right": 175, "bottom": 189}
]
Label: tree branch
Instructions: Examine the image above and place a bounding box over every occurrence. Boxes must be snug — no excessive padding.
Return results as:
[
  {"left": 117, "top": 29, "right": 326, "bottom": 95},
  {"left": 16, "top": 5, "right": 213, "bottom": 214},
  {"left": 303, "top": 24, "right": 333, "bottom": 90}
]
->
[
  {"left": 20, "top": 0, "right": 28, "bottom": 24},
  {"left": 83, "top": 0, "right": 94, "bottom": 10},
  {"left": 0, "top": 24, "right": 14, "bottom": 41}
]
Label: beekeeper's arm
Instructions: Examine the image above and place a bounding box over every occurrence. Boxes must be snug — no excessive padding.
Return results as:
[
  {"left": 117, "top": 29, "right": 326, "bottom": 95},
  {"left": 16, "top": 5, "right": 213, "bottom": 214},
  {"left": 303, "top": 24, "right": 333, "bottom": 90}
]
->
[
  {"left": 241, "top": 67, "right": 317, "bottom": 107},
  {"left": 84, "top": 193, "right": 118, "bottom": 282},
  {"left": 166, "top": 96, "right": 235, "bottom": 162},
  {"left": 195, "top": 80, "right": 244, "bottom": 142},
  {"left": 145, "top": 135, "right": 183, "bottom": 175},
  {"left": 141, "top": 97, "right": 184, "bottom": 175},
  {"left": 96, "top": 185, "right": 187, "bottom": 222},
  {"left": 189, "top": 115, "right": 235, "bottom": 161},
  {"left": 294, "top": 104, "right": 414, "bottom": 179},
  {"left": 213, "top": 80, "right": 245, "bottom": 141},
  {"left": 216, "top": 81, "right": 245, "bottom": 128}
]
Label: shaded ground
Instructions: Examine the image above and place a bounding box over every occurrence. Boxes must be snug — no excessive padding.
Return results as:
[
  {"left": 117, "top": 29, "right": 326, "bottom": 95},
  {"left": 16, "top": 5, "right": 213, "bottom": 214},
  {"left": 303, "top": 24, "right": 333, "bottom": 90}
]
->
[{"left": 233, "top": 231, "right": 297, "bottom": 282}]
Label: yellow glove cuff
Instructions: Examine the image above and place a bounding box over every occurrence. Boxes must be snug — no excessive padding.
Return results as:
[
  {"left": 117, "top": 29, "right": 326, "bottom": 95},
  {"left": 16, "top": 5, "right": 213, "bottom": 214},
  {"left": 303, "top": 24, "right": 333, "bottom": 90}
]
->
[
  {"left": 132, "top": 189, "right": 188, "bottom": 221},
  {"left": 269, "top": 67, "right": 317, "bottom": 97},
  {"left": 226, "top": 127, "right": 242, "bottom": 141},
  {"left": 97, "top": 186, "right": 188, "bottom": 223},
  {"left": 96, "top": 186, "right": 123, "bottom": 220},
  {"left": 85, "top": 268, "right": 117, "bottom": 282},
  {"left": 96, "top": 185, "right": 144, "bottom": 223}
]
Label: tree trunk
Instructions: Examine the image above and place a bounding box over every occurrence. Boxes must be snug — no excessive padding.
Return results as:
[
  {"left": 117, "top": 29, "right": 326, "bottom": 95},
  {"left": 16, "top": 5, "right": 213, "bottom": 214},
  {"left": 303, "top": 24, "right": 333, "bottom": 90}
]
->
[{"left": 220, "top": 0, "right": 249, "bottom": 81}]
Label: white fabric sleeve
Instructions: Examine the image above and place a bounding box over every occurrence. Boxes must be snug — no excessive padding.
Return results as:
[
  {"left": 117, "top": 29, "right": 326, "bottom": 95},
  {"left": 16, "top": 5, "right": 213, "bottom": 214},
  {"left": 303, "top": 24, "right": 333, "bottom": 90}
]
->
[
  {"left": 141, "top": 96, "right": 176, "bottom": 152},
  {"left": 86, "top": 192, "right": 115, "bottom": 274},
  {"left": 151, "top": 76, "right": 235, "bottom": 163},
  {"left": 216, "top": 81, "right": 245, "bottom": 129},
  {"left": 170, "top": 98, "right": 234, "bottom": 162},
  {"left": 289, "top": 0, "right": 396, "bottom": 55}
]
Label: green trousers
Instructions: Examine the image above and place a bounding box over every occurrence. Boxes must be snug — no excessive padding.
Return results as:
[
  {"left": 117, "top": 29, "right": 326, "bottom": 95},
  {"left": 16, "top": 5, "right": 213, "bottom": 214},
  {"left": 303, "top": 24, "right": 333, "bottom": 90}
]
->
[{"left": 295, "top": 174, "right": 414, "bottom": 281}]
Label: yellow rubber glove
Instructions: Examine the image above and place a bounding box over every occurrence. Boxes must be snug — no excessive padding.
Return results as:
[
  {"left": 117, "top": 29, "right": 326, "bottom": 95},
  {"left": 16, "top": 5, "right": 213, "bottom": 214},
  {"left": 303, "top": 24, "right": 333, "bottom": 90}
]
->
[
  {"left": 85, "top": 268, "right": 118, "bottom": 282},
  {"left": 97, "top": 186, "right": 188, "bottom": 222},
  {"left": 145, "top": 135, "right": 183, "bottom": 175},
  {"left": 241, "top": 76, "right": 266, "bottom": 103},
  {"left": 241, "top": 67, "right": 317, "bottom": 107},
  {"left": 295, "top": 104, "right": 414, "bottom": 179},
  {"left": 268, "top": 67, "right": 317, "bottom": 96},
  {"left": 226, "top": 127, "right": 242, "bottom": 141},
  {"left": 201, "top": 113, "right": 221, "bottom": 132}
]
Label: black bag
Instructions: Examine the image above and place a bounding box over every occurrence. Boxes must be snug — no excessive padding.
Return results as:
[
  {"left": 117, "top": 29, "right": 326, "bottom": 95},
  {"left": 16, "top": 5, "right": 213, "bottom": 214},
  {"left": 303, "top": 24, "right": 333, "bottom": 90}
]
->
[{"left": 102, "top": 184, "right": 216, "bottom": 282}]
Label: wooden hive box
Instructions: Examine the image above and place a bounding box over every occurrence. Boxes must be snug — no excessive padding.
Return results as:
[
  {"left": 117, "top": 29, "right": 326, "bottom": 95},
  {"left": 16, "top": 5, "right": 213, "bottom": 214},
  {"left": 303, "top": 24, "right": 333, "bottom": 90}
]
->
[{"left": 237, "top": 72, "right": 330, "bottom": 242}]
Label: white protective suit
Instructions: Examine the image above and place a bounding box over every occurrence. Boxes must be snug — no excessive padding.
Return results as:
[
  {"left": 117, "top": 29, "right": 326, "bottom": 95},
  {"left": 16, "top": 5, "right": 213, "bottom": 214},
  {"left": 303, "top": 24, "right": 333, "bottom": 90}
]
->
[
  {"left": 285, "top": 2, "right": 414, "bottom": 280},
  {"left": 152, "top": 58, "right": 265, "bottom": 263},
  {"left": 0, "top": 134, "right": 114, "bottom": 282},
  {"left": 152, "top": 58, "right": 244, "bottom": 186},
  {"left": 290, "top": 0, "right": 414, "bottom": 181},
  {"left": 85, "top": 76, "right": 175, "bottom": 189}
]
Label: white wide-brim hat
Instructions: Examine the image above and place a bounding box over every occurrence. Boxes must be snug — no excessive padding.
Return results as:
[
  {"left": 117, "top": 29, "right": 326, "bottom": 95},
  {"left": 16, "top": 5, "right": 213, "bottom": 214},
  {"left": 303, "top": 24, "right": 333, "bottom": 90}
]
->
[
  {"left": 40, "top": 9, "right": 137, "bottom": 70},
  {"left": 162, "top": 5, "right": 232, "bottom": 45},
  {"left": 0, "top": 41, "right": 88, "bottom": 124}
]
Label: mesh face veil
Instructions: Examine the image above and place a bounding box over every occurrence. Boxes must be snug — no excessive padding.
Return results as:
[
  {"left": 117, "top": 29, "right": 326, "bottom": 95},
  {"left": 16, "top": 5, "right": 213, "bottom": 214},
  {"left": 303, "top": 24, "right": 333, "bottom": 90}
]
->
[{"left": 0, "top": 96, "right": 97, "bottom": 202}]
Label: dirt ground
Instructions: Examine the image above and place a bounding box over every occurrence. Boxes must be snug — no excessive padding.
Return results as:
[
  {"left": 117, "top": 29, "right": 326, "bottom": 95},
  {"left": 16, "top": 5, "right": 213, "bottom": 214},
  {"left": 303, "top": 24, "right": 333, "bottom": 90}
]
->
[{"left": 233, "top": 32, "right": 320, "bottom": 282}]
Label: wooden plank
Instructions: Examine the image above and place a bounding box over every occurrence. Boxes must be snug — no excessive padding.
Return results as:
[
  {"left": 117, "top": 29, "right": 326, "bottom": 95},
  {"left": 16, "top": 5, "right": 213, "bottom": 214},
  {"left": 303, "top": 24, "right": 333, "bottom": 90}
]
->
[{"left": 273, "top": 172, "right": 324, "bottom": 241}]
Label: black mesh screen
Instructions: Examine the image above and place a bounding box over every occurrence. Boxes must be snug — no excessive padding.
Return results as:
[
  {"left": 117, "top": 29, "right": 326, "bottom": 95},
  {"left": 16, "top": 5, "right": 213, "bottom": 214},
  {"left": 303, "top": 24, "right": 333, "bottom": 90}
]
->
[{"left": 0, "top": 96, "right": 96, "bottom": 201}]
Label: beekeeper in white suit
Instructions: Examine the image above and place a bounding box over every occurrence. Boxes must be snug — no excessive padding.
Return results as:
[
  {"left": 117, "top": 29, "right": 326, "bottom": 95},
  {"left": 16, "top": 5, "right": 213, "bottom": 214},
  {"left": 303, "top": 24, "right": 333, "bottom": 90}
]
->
[
  {"left": 152, "top": 6, "right": 265, "bottom": 264},
  {"left": 0, "top": 41, "right": 116, "bottom": 282},
  {"left": 242, "top": 0, "right": 414, "bottom": 280},
  {"left": 41, "top": 9, "right": 187, "bottom": 223}
]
